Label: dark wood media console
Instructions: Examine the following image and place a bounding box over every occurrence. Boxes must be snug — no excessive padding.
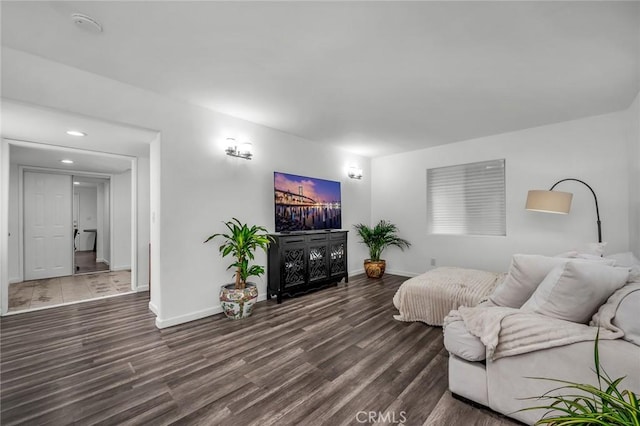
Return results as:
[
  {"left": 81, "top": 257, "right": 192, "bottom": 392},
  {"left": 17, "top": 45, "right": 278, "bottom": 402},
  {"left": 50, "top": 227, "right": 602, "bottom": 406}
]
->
[{"left": 267, "top": 230, "right": 348, "bottom": 303}]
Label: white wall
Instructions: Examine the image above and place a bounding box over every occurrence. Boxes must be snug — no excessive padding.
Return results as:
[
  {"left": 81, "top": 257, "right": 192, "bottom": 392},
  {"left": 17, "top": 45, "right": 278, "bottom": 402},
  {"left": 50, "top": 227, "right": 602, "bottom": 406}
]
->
[
  {"left": 149, "top": 135, "right": 161, "bottom": 314},
  {"left": 75, "top": 186, "right": 98, "bottom": 251},
  {"left": 628, "top": 92, "right": 640, "bottom": 258},
  {"left": 112, "top": 170, "right": 132, "bottom": 270},
  {"left": 95, "top": 180, "right": 112, "bottom": 264},
  {"left": 1, "top": 49, "right": 371, "bottom": 326},
  {"left": 102, "top": 181, "right": 111, "bottom": 264},
  {"left": 372, "top": 111, "right": 631, "bottom": 275},
  {"left": 136, "top": 158, "right": 150, "bottom": 289},
  {"left": 97, "top": 183, "right": 104, "bottom": 260},
  {"left": 7, "top": 163, "right": 19, "bottom": 282},
  {"left": 0, "top": 142, "right": 8, "bottom": 308}
]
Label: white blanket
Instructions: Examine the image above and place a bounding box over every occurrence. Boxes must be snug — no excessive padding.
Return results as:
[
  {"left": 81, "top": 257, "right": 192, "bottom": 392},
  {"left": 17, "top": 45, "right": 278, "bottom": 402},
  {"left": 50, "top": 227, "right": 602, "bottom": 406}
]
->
[
  {"left": 444, "top": 282, "right": 640, "bottom": 360},
  {"left": 393, "top": 267, "right": 505, "bottom": 326}
]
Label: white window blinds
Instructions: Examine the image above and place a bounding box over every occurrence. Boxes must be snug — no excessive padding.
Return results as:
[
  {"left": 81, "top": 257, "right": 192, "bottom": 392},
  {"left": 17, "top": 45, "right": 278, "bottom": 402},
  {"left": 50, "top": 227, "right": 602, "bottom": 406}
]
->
[{"left": 427, "top": 159, "right": 506, "bottom": 236}]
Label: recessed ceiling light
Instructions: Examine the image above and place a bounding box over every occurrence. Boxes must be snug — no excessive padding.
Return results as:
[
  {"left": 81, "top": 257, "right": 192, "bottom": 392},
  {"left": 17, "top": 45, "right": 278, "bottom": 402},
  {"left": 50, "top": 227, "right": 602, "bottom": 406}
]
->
[
  {"left": 73, "top": 182, "right": 80, "bottom": 185},
  {"left": 66, "top": 130, "right": 86, "bottom": 137},
  {"left": 61, "top": 159, "right": 74, "bottom": 164}
]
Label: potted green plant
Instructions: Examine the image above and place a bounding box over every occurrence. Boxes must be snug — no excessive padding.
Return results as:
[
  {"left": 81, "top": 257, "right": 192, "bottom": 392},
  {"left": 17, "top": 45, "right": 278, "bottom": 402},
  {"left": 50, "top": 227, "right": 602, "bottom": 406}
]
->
[
  {"left": 204, "top": 218, "right": 273, "bottom": 319},
  {"left": 353, "top": 219, "right": 411, "bottom": 278},
  {"left": 520, "top": 331, "right": 640, "bottom": 425}
]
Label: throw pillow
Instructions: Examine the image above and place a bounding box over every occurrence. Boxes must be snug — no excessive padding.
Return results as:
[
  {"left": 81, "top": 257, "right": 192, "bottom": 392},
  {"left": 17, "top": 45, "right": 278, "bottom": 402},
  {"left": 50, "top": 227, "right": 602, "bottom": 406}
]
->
[
  {"left": 489, "top": 254, "right": 567, "bottom": 308},
  {"left": 612, "top": 288, "right": 640, "bottom": 345},
  {"left": 489, "top": 254, "right": 615, "bottom": 308},
  {"left": 521, "top": 261, "right": 629, "bottom": 324}
]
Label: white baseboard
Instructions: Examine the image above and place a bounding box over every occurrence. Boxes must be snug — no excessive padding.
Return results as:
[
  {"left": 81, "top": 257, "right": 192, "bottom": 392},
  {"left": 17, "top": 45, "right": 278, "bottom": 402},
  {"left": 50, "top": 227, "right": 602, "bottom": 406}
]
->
[
  {"left": 155, "top": 306, "right": 221, "bottom": 329},
  {"left": 384, "top": 269, "right": 419, "bottom": 278},
  {"left": 154, "top": 293, "right": 269, "bottom": 329},
  {"left": 148, "top": 301, "right": 159, "bottom": 316},
  {"left": 136, "top": 284, "right": 149, "bottom": 291},
  {"left": 348, "top": 268, "right": 416, "bottom": 279},
  {"left": 110, "top": 265, "right": 131, "bottom": 272},
  {"left": 9, "top": 277, "right": 22, "bottom": 284},
  {"left": 97, "top": 258, "right": 110, "bottom": 265},
  {"left": 349, "top": 268, "right": 365, "bottom": 277}
]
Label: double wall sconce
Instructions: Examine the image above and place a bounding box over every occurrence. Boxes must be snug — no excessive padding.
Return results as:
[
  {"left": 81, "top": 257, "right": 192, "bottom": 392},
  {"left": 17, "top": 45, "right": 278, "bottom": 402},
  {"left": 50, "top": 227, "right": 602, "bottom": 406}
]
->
[
  {"left": 225, "top": 138, "right": 253, "bottom": 160},
  {"left": 348, "top": 166, "right": 363, "bottom": 180}
]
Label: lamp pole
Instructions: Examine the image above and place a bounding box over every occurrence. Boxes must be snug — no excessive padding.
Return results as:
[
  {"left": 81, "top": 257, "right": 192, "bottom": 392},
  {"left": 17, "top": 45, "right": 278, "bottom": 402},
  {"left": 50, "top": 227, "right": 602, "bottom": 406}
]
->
[{"left": 549, "top": 178, "right": 602, "bottom": 243}]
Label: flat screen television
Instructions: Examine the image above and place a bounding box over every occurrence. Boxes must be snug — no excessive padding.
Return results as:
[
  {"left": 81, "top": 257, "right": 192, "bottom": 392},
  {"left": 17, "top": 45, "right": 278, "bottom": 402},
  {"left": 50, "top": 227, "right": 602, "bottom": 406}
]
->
[{"left": 274, "top": 171, "right": 342, "bottom": 232}]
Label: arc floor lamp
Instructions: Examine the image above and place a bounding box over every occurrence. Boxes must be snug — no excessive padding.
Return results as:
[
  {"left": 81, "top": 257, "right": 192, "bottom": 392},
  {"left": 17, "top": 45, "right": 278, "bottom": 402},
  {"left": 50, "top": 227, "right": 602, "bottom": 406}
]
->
[{"left": 525, "top": 178, "right": 602, "bottom": 243}]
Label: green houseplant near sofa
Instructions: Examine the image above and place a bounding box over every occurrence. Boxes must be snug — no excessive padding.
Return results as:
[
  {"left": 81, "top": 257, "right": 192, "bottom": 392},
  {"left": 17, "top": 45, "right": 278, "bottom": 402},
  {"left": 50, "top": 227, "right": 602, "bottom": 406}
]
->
[
  {"left": 204, "top": 218, "right": 273, "bottom": 319},
  {"left": 353, "top": 220, "right": 411, "bottom": 278},
  {"left": 521, "top": 332, "right": 640, "bottom": 425}
]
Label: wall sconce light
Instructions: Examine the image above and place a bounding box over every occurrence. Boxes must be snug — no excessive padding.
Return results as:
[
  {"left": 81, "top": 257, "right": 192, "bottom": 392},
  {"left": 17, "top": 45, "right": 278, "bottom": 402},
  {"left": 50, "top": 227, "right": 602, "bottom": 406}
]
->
[
  {"left": 225, "top": 138, "right": 253, "bottom": 160},
  {"left": 348, "top": 166, "right": 363, "bottom": 180}
]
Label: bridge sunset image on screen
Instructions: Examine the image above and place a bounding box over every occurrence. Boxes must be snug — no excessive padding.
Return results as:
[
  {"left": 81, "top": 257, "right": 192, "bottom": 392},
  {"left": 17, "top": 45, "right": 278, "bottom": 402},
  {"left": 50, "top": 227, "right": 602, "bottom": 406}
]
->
[{"left": 274, "top": 172, "right": 342, "bottom": 232}]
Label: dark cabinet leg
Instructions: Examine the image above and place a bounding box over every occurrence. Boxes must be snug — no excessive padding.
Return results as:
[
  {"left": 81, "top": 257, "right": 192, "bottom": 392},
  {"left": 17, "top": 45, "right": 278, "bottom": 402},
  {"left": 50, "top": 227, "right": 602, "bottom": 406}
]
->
[
  {"left": 277, "top": 292, "right": 282, "bottom": 304},
  {"left": 345, "top": 275, "right": 349, "bottom": 283}
]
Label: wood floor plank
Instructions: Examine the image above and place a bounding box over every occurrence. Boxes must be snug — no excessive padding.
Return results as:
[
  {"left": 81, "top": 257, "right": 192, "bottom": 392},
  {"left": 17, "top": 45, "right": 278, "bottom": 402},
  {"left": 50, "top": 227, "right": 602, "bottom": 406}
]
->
[{"left": 1, "top": 273, "right": 521, "bottom": 426}]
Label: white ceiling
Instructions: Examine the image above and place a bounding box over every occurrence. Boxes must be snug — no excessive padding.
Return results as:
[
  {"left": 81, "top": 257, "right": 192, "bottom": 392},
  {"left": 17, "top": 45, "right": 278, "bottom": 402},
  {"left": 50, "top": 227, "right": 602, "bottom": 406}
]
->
[
  {"left": 10, "top": 144, "right": 133, "bottom": 175},
  {"left": 2, "top": 100, "right": 157, "bottom": 157},
  {"left": 3, "top": 100, "right": 155, "bottom": 174},
  {"left": 2, "top": 1, "right": 639, "bottom": 157}
]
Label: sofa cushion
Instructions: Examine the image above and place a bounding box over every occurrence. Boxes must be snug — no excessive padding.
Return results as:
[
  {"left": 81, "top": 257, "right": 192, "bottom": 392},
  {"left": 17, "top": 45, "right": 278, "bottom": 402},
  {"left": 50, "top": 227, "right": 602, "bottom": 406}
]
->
[
  {"left": 444, "top": 320, "right": 486, "bottom": 361},
  {"left": 448, "top": 354, "right": 489, "bottom": 407},
  {"left": 489, "top": 254, "right": 615, "bottom": 308},
  {"left": 521, "top": 261, "right": 629, "bottom": 324},
  {"left": 613, "top": 288, "right": 640, "bottom": 345}
]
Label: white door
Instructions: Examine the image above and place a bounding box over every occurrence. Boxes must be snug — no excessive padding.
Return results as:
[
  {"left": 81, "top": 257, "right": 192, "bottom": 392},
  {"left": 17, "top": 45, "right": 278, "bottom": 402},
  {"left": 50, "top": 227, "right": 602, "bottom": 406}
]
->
[{"left": 24, "top": 172, "right": 73, "bottom": 280}]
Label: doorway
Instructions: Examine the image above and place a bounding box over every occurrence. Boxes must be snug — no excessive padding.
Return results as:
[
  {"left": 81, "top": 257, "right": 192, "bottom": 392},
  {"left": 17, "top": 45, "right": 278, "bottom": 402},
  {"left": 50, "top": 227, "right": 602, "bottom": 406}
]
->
[
  {"left": 0, "top": 102, "right": 155, "bottom": 316},
  {"left": 73, "top": 176, "right": 110, "bottom": 275},
  {"left": 3, "top": 142, "right": 139, "bottom": 314},
  {"left": 14, "top": 170, "right": 132, "bottom": 312}
]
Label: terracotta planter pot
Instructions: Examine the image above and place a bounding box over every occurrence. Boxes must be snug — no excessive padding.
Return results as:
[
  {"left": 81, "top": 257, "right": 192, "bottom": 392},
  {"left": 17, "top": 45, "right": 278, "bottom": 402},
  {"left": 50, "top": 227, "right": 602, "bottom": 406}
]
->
[
  {"left": 364, "top": 259, "right": 386, "bottom": 278},
  {"left": 219, "top": 282, "right": 258, "bottom": 319}
]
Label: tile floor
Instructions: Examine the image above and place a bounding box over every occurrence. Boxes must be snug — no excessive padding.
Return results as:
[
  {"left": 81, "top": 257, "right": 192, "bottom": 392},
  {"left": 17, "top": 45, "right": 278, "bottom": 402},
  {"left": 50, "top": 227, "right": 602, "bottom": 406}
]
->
[{"left": 8, "top": 270, "right": 132, "bottom": 312}]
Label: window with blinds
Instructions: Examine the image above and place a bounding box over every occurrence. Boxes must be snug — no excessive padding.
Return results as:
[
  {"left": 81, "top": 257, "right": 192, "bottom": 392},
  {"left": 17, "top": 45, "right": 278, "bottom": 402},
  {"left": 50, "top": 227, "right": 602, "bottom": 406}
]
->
[{"left": 427, "top": 159, "right": 506, "bottom": 236}]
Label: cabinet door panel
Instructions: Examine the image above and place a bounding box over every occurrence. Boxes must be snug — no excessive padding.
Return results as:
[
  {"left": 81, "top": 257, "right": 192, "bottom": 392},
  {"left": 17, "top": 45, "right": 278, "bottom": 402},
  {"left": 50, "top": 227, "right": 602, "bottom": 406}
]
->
[
  {"left": 308, "top": 244, "right": 328, "bottom": 282},
  {"left": 330, "top": 241, "right": 346, "bottom": 276},
  {"left": 281, "top": 245, "right": 306, "bottom": 288}
]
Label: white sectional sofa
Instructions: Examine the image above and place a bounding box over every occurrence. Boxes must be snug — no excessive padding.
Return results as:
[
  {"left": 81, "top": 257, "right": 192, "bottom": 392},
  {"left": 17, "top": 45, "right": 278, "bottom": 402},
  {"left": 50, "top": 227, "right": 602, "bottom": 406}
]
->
[{"left": 443, "top": 253, "right": 640, "bottom": 425}]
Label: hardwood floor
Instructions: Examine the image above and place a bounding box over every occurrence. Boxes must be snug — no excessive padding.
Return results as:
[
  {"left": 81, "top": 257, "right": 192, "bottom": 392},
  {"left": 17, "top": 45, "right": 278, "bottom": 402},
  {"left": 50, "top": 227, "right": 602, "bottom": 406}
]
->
[
  {"left": 0, "top": 274, "right": 519, "bottom": 426},
  {"left": 75, "top": 250, "right": 109, "bottom": 274}
]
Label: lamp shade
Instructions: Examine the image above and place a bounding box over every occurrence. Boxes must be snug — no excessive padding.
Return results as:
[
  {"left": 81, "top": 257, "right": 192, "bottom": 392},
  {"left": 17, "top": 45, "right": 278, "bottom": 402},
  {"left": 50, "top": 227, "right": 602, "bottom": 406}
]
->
[{"left": 525, "top": 190, "right": 573, "bottom": 214}]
